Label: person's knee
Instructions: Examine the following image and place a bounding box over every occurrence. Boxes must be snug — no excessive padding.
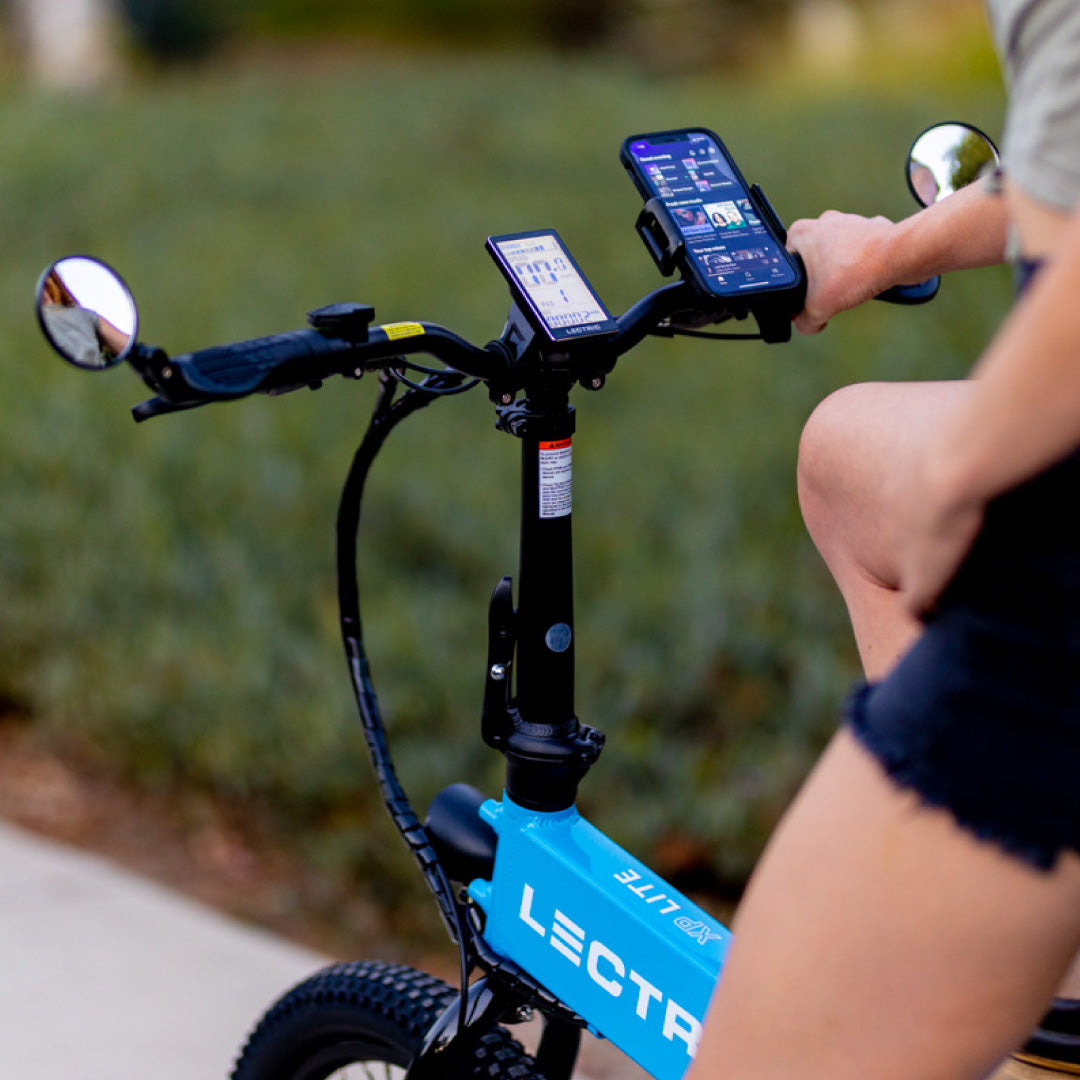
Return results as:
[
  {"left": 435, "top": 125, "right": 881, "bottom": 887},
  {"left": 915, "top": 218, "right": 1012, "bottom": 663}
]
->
[
  {"left": 798, "top": 379, "right": 967, "bottom": 555},
  {"left": 796, "top": 382, "right": 875, "bottom": 543}
]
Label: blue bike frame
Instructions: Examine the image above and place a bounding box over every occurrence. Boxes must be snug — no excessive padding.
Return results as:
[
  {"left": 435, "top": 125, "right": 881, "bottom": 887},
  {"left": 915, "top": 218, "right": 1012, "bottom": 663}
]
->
[{"left": 470, "top": 796, "right": 731, "bottom": 1080}]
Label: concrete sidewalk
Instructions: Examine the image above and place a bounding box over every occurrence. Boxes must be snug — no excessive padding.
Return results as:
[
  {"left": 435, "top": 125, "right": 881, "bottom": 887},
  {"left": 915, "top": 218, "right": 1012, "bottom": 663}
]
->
[{"left": 0, "top": 819, "right": 328, "bottom": 1080}]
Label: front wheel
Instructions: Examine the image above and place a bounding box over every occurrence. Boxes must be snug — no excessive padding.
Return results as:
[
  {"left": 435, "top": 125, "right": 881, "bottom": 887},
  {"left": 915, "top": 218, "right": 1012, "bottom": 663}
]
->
[{"left": 230, "top": 960, "right": 546, "bottom": 1080}]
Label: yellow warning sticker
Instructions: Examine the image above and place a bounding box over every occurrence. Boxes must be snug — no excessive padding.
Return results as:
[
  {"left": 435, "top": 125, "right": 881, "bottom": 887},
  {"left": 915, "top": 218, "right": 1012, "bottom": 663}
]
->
[{"left": 380, "top": 322, "right": 425, "bottom": 340}]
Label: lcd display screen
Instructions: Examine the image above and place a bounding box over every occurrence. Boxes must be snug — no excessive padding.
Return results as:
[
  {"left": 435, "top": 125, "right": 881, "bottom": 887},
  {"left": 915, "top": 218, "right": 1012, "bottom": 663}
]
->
[{"left": 488, "top": 230, "right": 616, "bottom": 343}]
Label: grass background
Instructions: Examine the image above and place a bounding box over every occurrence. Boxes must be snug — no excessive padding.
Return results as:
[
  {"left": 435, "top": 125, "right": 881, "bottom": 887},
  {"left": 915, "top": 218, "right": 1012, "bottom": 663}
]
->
[{"left": 0, "top": 32, "right": 1009, "bottom": 943}]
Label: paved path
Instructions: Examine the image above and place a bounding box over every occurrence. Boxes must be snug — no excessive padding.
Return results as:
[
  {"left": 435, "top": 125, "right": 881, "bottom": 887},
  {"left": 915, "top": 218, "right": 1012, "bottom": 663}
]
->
[
  {"left": 0, "top": 819, "right": 649, "bottom": 1080},
  {"left": 0, "top": 819, "right": 327, "bottom": 1080}
]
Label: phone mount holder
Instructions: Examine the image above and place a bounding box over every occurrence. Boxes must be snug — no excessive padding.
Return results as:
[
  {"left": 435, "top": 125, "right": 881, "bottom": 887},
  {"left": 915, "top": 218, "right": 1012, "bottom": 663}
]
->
[{"left": 634, "top": 184, "right": 805, "bottom": 344}]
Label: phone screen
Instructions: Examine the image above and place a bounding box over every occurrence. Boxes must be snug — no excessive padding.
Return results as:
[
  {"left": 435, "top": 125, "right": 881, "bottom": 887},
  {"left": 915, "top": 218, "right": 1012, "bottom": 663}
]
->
[
  {"left": 488, "top": 230, "right": 615, "bottom": 342},
  {"left": 624, "top": 131, "right": 798, "bottom": 296}
]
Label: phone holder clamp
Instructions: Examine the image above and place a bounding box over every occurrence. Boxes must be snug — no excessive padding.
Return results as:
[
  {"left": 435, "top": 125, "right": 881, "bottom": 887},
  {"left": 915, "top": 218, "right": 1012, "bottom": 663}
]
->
[{"left": 634, "top": 196, "right": 802, "bottom": 344}]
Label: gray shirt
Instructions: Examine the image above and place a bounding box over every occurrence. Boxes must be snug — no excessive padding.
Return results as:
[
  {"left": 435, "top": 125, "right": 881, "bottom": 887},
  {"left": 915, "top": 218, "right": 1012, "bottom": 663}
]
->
[
  {"left": 41, "top": 304, "right": 107, "bottom": 367},
  {"left": 987, "top": 0, "right": 1080, "bottom": 211}
]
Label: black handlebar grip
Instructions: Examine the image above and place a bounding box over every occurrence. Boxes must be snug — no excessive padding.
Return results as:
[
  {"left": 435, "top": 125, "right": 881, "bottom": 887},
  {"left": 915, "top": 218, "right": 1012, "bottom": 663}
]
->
[
  {"left": 169, "top": 328, "right": 356, "bottom": 400},
  {"left": 876, "top": 276, "right": 941, "bottom": 305}
]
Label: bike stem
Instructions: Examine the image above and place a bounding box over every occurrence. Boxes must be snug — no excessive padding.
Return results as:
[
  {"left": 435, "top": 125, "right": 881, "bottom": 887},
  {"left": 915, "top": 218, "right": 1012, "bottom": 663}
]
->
[
  {"left": 483, "top": 378, "right": 605, "bottom": 812},
  {"left": 514, "top": 396, "right": 576, "bottom": 725}
]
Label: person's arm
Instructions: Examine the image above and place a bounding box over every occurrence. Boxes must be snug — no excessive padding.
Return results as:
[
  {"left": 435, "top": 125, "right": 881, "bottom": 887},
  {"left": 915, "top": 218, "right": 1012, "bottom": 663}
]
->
[
  {"left": 896, "top": 199, "right": 1080, "bottom": 614},
  {"left": 94, "top": 314, "right": 129, "bottom": 356},
  {"left": 787, "top": 178, "right": 1009, "bottom": 334}
]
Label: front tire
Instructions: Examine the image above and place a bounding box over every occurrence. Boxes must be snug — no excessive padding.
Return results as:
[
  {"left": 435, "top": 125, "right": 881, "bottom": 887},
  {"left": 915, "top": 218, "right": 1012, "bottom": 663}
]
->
[{"left": 230, "top": 960, "right": 545, "bottom": 1080}]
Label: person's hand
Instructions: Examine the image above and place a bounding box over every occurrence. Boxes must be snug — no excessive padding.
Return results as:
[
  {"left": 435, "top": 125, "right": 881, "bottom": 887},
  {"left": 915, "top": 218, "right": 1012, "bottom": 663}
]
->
[
  {"left": 891, "top": 452, "right": 986, "bottom": 619},
  {"left": 786, "top": 211, "right": 898, "bottom": 334}
]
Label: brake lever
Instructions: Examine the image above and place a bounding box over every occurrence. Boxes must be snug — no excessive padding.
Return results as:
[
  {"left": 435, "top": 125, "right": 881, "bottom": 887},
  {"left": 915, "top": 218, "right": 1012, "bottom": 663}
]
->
[{"left": 131, "top": 396, "right": 206, "bottom": 422}]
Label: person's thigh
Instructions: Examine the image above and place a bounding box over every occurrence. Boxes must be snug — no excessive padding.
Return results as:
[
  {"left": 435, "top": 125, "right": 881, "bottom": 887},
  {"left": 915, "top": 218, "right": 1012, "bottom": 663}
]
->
[{"left": 688, "top": 729, "right": 1080, "bottom": 1080}]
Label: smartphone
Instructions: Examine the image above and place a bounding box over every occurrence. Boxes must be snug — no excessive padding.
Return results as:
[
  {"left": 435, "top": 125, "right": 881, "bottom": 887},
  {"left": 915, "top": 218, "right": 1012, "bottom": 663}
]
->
[
  {"left": 620, "top": 128, "right": 802, "bottom": 301},
  {"left": 486, "top": 229, "right": 617, "bottom": 346}
]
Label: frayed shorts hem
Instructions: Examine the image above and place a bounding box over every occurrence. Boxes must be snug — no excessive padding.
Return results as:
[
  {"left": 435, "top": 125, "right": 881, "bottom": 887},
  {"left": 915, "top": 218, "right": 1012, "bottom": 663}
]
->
[{"left": 845, "top": 681, "right": 1074, "bottom": 873}]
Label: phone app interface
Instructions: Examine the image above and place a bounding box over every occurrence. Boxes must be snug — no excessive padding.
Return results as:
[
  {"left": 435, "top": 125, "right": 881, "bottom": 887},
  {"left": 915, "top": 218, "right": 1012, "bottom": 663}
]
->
[
  {"left": 495, "top": 233, "right": 611, "bottom": 337},
  {"left": 628, "top": 132, "right": 797, "bottom": 293}
]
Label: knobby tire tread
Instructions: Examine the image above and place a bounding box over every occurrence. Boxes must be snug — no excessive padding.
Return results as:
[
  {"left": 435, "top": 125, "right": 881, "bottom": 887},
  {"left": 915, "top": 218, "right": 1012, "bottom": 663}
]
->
[{"left": 230, "top": 959, "right": 546, "bottom": 1080}]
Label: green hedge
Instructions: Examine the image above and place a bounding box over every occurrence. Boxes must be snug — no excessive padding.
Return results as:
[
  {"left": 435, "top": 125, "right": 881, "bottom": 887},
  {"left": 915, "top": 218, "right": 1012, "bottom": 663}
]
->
[
  {"left": 0, "top": 51, "right": 1007, "bottom": 936},
  {"left": 117, "top": 0, "right": 766, "bottom": 54}
]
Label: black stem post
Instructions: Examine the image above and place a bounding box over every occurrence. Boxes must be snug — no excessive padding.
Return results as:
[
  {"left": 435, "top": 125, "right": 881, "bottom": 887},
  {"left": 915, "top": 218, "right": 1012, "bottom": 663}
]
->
[
  {"left": 489, "top": 382, "right": 604, "bottom": 811},
  {"left": 515, "top": 402, "right": 576, "bottom": 730}
]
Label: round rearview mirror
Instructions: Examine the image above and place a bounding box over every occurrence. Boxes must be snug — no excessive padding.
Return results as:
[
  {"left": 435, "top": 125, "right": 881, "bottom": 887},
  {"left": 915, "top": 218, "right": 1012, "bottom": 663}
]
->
[
  {"left": 36, "top": 256, "right": 138, "bottom": 370},
  {"left": 907, "top": 122, "right": 1000, "bottom": 207}
]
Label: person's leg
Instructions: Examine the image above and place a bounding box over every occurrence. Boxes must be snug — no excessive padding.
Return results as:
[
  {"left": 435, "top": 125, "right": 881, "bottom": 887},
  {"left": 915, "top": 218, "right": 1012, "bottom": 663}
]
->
[
  {"left": 995, "top": 969, "right": 1080, "bottom": 1080},
  {"left": 796, "top": 382, "right": 1080, "bottom": 1073},
  {"left": 796, "top": 379, "right": 970, "bottom": 679},
  {"left": 687, "top": 730, "right": 1080, "bottom": 1080}
]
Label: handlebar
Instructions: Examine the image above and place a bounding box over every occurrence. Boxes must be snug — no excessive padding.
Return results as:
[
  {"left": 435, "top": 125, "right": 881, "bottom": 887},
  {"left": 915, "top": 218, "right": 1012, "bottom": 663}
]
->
[
  {"left": 129, "top": 280, "right": 707, "bottom": 419},
  {"left": 130, "top": 317, "right": 512, "bottom": 419},
  {"left": 123, "top": 258, "right": 937, "bottom": 420}
]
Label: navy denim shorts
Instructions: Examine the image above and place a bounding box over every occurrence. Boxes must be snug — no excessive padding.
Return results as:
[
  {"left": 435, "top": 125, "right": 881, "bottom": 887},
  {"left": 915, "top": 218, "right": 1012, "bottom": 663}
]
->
[{"left": 847, "top": 259, "right": 1080, "bottom": 870}]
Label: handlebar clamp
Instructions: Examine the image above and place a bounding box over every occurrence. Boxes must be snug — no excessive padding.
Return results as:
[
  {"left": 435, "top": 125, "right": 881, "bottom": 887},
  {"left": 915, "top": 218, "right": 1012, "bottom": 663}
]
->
[{"left": 635, "top": 197, "right": 686, "bottom": 278}]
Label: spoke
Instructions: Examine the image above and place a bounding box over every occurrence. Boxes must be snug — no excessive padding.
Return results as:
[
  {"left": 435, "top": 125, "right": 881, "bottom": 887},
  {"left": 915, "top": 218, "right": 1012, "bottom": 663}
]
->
[{"left": 325, "top": 1065, "right": 406, "bottom": 1080}]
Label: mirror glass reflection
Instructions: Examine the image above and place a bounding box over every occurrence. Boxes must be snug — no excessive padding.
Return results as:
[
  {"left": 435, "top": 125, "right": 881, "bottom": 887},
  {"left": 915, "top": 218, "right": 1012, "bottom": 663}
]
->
[
  {"left": 37, "top": 256, "right": 137, "bottom": 369},
  {"left": 907, "top": 122, "right": 1000, "bottom": 207}
]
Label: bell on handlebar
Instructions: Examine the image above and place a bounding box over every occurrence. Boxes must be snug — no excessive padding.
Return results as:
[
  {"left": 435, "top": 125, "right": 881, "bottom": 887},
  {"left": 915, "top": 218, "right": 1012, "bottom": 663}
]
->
[
  {"left": 906, "top": 121, "right": 999, "bottom": 208},
  {"left": 35, "top": 255, "right": 138, "bottom": 371}
]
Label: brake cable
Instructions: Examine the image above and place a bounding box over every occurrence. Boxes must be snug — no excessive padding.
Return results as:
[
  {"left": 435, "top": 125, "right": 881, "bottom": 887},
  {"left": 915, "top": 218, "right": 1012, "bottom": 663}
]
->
[
  {"left": 666, "top": 327, "right": 763, "bottom": 341},
  {"left": 386, "top": 358, "right": 481, "bottom": 395},
  {"left": 335, "top": 366, "right": 476, "bottom": 1000}
]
